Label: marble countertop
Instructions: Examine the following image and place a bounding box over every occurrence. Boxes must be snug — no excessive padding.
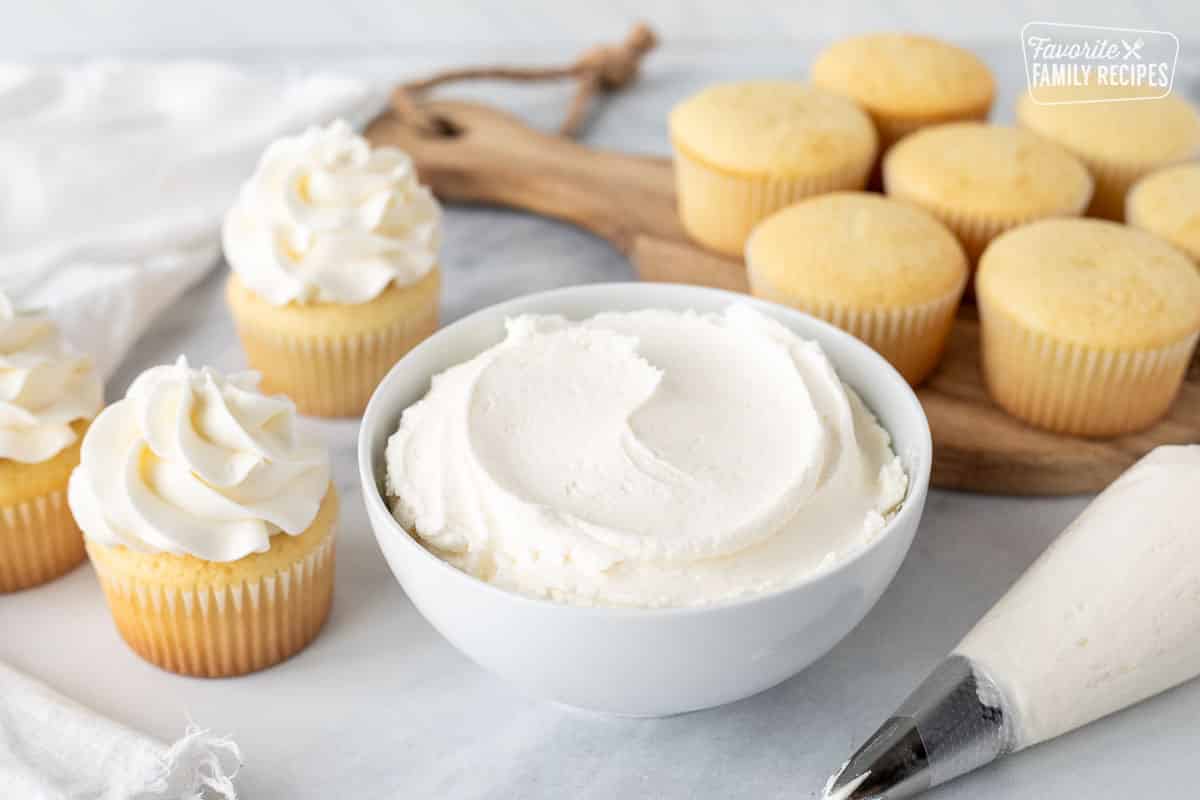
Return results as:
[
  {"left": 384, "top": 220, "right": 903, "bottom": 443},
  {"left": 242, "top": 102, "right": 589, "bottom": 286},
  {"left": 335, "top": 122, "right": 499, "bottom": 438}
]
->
[{"left": 3, "top": 38, "right": 1200, "bottom": 800}]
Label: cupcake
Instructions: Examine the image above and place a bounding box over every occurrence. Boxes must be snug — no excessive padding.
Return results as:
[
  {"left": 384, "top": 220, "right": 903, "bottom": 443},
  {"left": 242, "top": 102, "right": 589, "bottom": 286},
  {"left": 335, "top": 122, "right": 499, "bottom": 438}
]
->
[
  {"left": 669, "top": 81, "right": 877, "bottom": 257},
  {"left": 1016, "top": 87, "right": 1200, "bottom": 221},
  {"left": 1126, "top": 163, "right": 1200, "bottom": 263},
  {"left": 746, "top": 192, "right": 967, "bottom": 385},
  {"left": 223, "top": 119, "right": 442, "bottom": 418},
  {"left": 811, "top": 33, "right": 995, "bottom": 150},
  {"left": 883, "top": 122, "right": 1093, "bottom": 263},
  {"left": 976, "top": 219, "right": 1200, "bottom": 437},
  {"left": 0, "top": 292, "right": 103, "bottom": 592},
  {"left": 68, "top": 358, "right": 336, "bottom": 676}
]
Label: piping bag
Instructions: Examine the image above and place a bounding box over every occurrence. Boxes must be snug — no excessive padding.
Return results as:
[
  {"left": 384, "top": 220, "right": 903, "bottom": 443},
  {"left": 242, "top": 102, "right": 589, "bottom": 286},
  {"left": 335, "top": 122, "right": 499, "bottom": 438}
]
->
[{"left": 823, "top": 445, "right": 1200, "bottom": 799}]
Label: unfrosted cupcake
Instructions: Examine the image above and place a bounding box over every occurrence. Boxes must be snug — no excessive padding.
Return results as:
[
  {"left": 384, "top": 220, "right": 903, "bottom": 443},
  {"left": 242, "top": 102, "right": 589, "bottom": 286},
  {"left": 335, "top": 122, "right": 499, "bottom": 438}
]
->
[
  {"left": 669, "top": 81, "right": 877, "bottom": 257},
  {"left": 1017, "top": 87, "right": 1200, "bottom": 220},
  {"left": 811, "top": 33, "right": 995, "bottom": 150},
  {"left": 1126, "top": 163, "right": 1200, "bottom": 263},
  {"left": 0, "top": 292, "right": 103, "bottom": 592},
  {"left": 69, "top": 358, "right": 336, "bottom": 676},
  {"left": 223, "top": 119, "right": 441, "bottom": 417},
  {"left": 977, "top": 219, "right": 1200, "bottom": 437},
  {"left": 883, "top": 122, "right": 1093, "bottom": 262},
  {"left": 747, "top": 192, "right": 967, "bottom": 385}
]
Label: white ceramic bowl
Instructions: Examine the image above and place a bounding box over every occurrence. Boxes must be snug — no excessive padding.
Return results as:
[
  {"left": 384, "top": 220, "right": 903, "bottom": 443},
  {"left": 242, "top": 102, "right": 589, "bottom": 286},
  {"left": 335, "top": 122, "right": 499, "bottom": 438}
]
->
[{"left": 359, "top": 283, "right": 931, "bottom": 717}]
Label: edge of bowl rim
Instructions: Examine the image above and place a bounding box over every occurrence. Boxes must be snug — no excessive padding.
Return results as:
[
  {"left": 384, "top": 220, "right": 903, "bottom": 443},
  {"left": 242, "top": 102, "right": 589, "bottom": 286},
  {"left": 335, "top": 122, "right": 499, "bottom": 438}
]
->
[{"left": 357, "top": 281, "right": 933, "bottom": 619}]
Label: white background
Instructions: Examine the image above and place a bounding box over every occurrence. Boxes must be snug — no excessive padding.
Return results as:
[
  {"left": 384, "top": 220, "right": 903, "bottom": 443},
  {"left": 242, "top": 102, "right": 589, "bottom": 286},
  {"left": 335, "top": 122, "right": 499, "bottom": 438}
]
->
[
  {"left": 2, "top": 2, "right": 1199, "bottom": 799},
  {"left": 3, "top": 1, "right": 1197, "bottom": 57}
]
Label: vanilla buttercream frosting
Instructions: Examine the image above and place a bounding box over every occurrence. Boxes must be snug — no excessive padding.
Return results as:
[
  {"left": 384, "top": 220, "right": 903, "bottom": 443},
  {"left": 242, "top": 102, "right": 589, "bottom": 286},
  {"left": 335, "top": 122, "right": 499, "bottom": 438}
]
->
[
  {"left": 222, "top": 119, "right": 441, "bottom": 306},
  {"left": 386, "top": 306, "right": 907, "bottom": 608},
  {"left": 0, "top": 291, "right": 103, "bottom": 463},
  {"left": 68, "top": 357, "right": 330, "bottom": 562},
  {"left": 956, "top": 445, "right": 1200, "bottom": 748}
]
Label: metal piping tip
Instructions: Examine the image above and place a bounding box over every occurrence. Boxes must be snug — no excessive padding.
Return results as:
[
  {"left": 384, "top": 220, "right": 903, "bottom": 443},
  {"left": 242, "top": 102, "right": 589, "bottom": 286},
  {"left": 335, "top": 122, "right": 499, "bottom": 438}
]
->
[
  {"left": 822, "top": 764, "right": 871, "bottom": 800},
  {"left": 821, "top": 655, "right": 1016, "bottom": 800},
  {"left": 824, "top": 716, "right": 929, "bottom": 799}
]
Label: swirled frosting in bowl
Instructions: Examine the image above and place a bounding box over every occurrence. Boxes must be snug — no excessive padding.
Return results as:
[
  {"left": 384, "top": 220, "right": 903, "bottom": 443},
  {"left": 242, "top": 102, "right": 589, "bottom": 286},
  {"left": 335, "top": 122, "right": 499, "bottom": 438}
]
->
[
  {"left": 68, "top": 357, "right": 331, "bottom": 562},
  {"left": 0, "top": 291, "right": 103, "bottom": 463},
  {"left": 222, "top": 119, "right": 441, "bottom": 306},
  {"left": 386, "top": 305, "right": 907, "bottom": 608}
]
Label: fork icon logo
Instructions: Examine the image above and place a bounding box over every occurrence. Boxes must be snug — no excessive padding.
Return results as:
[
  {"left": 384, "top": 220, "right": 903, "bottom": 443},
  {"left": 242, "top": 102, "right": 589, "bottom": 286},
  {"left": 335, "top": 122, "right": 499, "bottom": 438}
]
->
[
  {"left": 1122, "top": 38, "right": 1145, "bottom": 60},
  {"left": 1022, "top": 22, "right": 1179, "bottom": 104}
]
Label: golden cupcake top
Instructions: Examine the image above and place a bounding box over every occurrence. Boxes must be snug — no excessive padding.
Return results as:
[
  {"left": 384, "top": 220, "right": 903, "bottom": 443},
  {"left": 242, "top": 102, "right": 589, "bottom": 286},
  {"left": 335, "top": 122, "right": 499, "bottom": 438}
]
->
[
  {"left": 883, "top": 122, "right": 1093, "bottom": 218},
  {"left": 747, "top": 192, "right": 967, "bottom": 308},
  {"left": 85, "top": 488, "right": 338, "bottom": 586},
  {"left": 1016, "top": 87, "right": 1200, "bottom": 166},
  {"left": 977, "top": 218, "right": 1200, "bottom": 350},
  {"left": 811, "top": 33, "right": 994, "bottom": 120},
  {"left": 0, "top": 419, "right": 88, "bottom": 507},
  {"left": 668, "top": 80, "right": 877, "bottom": 177},
  {"left": 1126, "top": 163, "right": 1200, "bottom": 261}
]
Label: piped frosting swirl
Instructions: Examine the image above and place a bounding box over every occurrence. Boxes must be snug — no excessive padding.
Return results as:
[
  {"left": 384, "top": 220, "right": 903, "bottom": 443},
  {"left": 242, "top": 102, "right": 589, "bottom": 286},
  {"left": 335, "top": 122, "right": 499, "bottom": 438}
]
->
[
  {"left": 0, "top": 291, "right": 102, "bottom": 463},
  {"left": 222, "top": 119, "right": 441, "bottom": 306},
  {"left": 68, "top": 357, "right": 330, "bottom": 561}
]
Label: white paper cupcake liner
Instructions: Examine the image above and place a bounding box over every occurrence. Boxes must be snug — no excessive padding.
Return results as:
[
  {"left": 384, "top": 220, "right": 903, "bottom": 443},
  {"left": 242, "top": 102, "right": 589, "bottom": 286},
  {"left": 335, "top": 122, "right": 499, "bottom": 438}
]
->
[
  {"left": 673, "top": 143, "right": 873, "bottom": 257},
  {"left": 749, "top": 268, "right": 965, "bottom": 385},
  {"left": 0, "top": 486, "right": 86, "bottom": 593},
  {"left": 88, "top": 533, "right": 336, "bottom": 677},
  {"left": 979, "top": 304, "right": 1199, "bottom": 436}
]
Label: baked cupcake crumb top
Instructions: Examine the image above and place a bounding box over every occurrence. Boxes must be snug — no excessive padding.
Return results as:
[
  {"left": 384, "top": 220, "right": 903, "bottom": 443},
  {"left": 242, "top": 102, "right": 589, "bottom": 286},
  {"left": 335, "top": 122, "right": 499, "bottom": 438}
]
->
[
  {"left": 811, "top": 33, "right": 994, "bottom": 120},
  {"left": 87, "top": 488, "right": 338, "bottom": 586},
  {"left": 977, "top": 218, "right": 1200, "bottom": 349},
  {"left": 884, "top": 123, "right": 1093, "bottom": 218},
  {"left": 669, "top": 81, "right": 877, "bottom": 177},
  {"left": 1017, "top": 88, "right": 1200, "bottom": 166},
  {"left": 747, "top": 192, "right": 966, "bottom": 308},
  {"left": 1127, "top": 163, "right": 1200, "bottom": 261}
]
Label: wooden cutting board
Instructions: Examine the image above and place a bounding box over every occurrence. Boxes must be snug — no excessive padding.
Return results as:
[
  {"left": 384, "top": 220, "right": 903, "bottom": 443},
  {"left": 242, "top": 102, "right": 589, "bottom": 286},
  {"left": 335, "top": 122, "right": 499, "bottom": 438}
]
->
[{"left": 367, "top": 101, "right": 1200, "bottom": 495}]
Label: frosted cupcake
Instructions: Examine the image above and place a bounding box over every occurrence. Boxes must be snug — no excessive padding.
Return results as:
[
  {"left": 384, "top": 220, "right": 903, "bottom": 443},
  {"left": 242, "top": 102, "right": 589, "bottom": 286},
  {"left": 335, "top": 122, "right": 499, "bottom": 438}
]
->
[
  {"left": 811, "top": 33, "right": 995, "bottom": 150},
  {"left": 69, "top": 358, "right": 336, "bottom": 676},
  {"left": 746, "top": 192, "right": 967, "bottom": 385},
  {"left": 1017, "top": 87, "right": 1200, "bottom": 220},
  {"left": 883, "top": 123, "right": 1093, "bottom": 263},
  {"left": 223, "top": 119, "right": 441, "bottom": 417},
  {"left": 1126, "top": 163, "right": 1200, "bottom": 263},
  {"left": 977, "top": 219, "right": 1200, "bottom": 437},
  {"left": 669, "top": 81, "right": 877, "bottom": 257},
  {"left": 0, "top": 292, "right": 103, "bottom": 592}
]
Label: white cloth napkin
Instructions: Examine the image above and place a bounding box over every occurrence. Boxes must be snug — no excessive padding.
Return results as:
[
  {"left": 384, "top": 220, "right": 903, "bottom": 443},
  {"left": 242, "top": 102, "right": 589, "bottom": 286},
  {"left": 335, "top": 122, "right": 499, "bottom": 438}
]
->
[
  {"left": 0, "top": 59, "right": 388, "bottom": 378},
  {"left": 0, "top": 662, "right": 240, "bottom": 800},
  {"left": 0, "top": 59, "right": 388, "bottom": 798}
]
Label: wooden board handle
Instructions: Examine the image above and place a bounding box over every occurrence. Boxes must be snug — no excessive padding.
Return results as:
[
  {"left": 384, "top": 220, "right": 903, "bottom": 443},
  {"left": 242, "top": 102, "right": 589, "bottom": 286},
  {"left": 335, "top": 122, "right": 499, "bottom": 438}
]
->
[
  {"left": 366, "top": 102, "right": 749, "bottom": 292},
  {"left": 367, "top": 103, "right": 680, "bottom": 249}
]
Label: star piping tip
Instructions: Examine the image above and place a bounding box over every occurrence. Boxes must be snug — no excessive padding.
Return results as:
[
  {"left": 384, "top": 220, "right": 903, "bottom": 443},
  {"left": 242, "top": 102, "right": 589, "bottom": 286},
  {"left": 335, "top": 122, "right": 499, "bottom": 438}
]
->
[{"left": 822, "top": 761, "right": 872, "bottom": 800}]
